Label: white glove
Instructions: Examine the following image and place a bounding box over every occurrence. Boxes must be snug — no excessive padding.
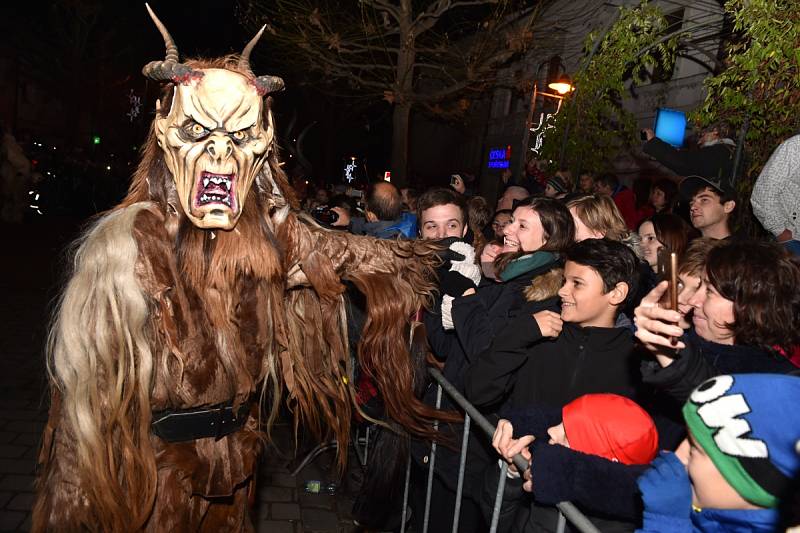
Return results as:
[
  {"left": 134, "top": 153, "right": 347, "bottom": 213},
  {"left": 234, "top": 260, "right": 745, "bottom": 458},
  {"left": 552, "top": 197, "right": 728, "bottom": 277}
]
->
[{"left": 447, "top": 241, "right": 481, "bottom": 286}]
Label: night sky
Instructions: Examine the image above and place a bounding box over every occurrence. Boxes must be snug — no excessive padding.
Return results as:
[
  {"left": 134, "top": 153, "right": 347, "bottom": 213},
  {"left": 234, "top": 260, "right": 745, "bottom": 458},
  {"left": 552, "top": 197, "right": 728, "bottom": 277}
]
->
[{"left": 0, "top": 1, "right": 392, "bottom": 185}]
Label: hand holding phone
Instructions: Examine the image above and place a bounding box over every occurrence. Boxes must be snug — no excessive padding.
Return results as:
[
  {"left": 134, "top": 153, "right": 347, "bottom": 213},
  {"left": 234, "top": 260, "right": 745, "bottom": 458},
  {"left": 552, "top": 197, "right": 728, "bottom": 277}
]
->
[{"left": 450, "top": 174, "right": 466, "bottom": 194}]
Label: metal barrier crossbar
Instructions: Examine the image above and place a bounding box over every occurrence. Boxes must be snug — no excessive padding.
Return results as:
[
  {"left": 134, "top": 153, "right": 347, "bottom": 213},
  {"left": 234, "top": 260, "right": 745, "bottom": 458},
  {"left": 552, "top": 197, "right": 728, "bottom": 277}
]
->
[{"left": 399, "top": 368, "right": 601, "bottom": 533}]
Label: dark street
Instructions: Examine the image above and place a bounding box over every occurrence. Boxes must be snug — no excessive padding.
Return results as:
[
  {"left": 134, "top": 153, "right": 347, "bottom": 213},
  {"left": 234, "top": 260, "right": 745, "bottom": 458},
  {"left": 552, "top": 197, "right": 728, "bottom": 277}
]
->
[{"left": 0, "top": 217, "right": 78, "bottom": 531}]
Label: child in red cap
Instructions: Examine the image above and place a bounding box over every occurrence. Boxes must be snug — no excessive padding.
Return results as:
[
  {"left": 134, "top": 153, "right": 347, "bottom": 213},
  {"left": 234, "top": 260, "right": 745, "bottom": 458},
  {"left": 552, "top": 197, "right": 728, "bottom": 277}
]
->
[
  {"left": 559, "top": 394, "right": 659, "bottom": 465},
  {"left": 495, "top": 394, "right": 658, "bottom": 485},
  {"left": 490, "top": 394, "right": 659, "bottom": 531}
]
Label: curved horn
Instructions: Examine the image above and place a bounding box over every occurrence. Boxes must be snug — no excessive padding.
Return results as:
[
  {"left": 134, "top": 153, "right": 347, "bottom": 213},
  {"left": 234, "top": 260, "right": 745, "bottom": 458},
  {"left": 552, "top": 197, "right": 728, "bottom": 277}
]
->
[
  {"left": 239, "top": 25, "right": 267, "bottom": 75},
  {"left": 142, "top": 3, "right": 201, "bottom": 83},
  {"left": 253, "top": 75, "right": 285, "bottom": 96},
  {"left": 146, "top": 3, "right": 178, "bottom": 63}
]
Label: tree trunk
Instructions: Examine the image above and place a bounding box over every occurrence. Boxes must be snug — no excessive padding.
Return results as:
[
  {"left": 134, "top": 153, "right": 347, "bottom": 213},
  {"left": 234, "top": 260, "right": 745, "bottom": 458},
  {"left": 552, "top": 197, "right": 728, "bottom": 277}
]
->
[
  {"left": 389, "top": 0, "right": 414, "bottom": 188},
  {"left": 390, "top": 101, "right": 412, "bottom": 187}
]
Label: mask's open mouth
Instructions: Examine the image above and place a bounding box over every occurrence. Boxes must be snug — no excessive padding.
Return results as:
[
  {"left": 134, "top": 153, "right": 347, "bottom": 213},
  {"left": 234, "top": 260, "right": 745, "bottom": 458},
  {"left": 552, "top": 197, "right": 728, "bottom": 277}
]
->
[{"left": 194, "top": 171, "right": 237, "bottom": 212}]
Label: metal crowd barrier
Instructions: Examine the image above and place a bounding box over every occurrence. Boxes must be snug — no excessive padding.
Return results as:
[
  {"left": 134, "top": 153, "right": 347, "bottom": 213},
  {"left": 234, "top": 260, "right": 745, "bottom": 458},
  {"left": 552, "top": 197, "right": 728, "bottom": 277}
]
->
[{"left": 400, "top": 368, "right": 602, "bottom": 533}]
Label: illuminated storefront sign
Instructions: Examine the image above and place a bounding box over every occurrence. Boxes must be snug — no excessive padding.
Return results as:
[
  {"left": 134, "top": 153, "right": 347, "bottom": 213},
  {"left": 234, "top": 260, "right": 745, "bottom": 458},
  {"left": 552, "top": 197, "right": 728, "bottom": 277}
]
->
[{"left": 487, "top": 145, "right": 512, "bottom": 169}]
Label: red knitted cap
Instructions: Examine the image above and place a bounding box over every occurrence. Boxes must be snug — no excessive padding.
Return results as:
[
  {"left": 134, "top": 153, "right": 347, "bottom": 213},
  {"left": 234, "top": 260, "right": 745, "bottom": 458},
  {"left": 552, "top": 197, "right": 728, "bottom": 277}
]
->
[{"left": 561, "top": 394, "right": 658, "bottom": 465}]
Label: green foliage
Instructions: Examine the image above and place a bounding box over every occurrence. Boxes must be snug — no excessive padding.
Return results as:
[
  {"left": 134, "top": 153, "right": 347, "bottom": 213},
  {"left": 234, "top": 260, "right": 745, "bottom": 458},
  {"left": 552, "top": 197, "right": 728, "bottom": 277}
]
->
[
  {"left": 693, "top": 0, "right": 800, "bottom": 179},
  {"left": 539, "top": 2, "right": 679, "bottom": 173}
]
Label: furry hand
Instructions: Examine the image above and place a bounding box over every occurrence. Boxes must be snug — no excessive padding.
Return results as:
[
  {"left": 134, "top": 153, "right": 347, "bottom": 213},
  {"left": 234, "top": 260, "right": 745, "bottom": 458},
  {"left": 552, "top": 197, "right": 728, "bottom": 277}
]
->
[{"left": 638, "top": 451, "right": 692, "bottom": 519}]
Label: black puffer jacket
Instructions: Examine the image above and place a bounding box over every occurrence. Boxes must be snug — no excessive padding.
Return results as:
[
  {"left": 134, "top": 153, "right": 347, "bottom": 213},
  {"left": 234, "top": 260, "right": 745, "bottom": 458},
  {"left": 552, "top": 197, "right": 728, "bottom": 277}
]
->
[
  {"left": 412, "top": 254, "right": 563, "bottom": 502},
  {"left": 451, "top": 255, "right": 564, "bottom": 363},
  {"left": 465, "top": 313, "right": 639, "bottom": 411}
]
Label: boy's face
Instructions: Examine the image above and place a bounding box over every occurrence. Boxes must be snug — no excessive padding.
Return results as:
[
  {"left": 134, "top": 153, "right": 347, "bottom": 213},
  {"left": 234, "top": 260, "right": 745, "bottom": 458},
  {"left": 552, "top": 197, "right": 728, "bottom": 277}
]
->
[
  {"left": 420, "top": 203, "right": 466, "bottom": 239},
  {"left": 547, "top": 423, "right": 570, "bottom": 447},
  {"left": 579, "top": 174, "right": 594, "bottom": 192},
  {"left": 675, "top": 434, "right": 761, "bottom": 510},
  {"left": 689, "top": 187, "right": 734, "bottom": 232},
  {"left": 558, "top": 261, "right": 627, "bottom": 328}
]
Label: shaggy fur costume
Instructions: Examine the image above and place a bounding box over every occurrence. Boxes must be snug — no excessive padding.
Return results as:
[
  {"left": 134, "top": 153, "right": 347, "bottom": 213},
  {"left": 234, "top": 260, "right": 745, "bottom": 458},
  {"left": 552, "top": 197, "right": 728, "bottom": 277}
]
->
[{"left": 33, "top": 54, "right": 445, "bottom": 532}]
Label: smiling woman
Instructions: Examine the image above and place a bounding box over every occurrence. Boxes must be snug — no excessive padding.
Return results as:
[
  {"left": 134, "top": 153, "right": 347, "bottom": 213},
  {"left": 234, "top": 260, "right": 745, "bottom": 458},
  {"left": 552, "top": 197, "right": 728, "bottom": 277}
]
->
[{"left": 635, "top": 240, "right": 800, "bottom": 404}]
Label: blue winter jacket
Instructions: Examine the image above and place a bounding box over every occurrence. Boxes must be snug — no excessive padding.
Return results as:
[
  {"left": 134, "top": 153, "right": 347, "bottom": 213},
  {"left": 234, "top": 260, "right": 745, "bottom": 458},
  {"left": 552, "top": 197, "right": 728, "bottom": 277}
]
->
[{"left": 637, "top": 506, "right": 779, "bottom": 532}]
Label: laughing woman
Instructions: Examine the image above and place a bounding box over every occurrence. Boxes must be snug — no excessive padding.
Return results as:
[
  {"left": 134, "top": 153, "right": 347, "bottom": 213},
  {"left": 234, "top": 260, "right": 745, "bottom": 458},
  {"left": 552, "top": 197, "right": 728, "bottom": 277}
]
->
[
  {"left": 440, "top": 197, "right": 575, "bottom": 365},
  {"left": 414, "top": 196, "right": 574, "bottom": 532},
  {"left": 634, "top": 239, "right": 800, "bottom": 402}
]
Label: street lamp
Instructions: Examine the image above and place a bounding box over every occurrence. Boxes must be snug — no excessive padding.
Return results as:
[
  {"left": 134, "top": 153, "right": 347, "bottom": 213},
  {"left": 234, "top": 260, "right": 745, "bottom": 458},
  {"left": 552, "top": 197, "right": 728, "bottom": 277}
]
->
[
  {"left": 519, "top": 58, "right": 573, "bottom": 175},
  {"left": 548, "top": 74, "right": 574, "bottom": 95}
]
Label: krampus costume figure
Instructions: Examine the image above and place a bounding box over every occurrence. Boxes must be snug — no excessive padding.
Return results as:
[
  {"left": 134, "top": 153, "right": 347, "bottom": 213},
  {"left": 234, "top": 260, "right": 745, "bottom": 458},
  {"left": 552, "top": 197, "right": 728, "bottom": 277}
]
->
[{"left": 33, "top": 7, "right": 445, "bottom": 531}]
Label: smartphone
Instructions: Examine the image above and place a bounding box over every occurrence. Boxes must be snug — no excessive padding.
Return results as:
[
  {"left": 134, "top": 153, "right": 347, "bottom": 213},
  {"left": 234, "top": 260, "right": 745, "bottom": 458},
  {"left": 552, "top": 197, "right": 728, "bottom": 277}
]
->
[
  {"left": 640, "top": 130, "right": 648, "bottom": 141},
  {"left": 657, "top": 248, "right": 679, "bottom": 311},
  {"left": 450, "top": 175, "right": 459, "bottom": 187}
]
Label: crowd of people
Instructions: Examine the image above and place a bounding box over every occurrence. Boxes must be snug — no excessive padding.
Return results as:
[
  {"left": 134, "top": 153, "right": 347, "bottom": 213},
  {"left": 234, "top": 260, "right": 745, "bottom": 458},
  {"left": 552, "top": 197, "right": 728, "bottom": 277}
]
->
[{"left": 298, "top": 126, "right": 800, "bottom": 533}]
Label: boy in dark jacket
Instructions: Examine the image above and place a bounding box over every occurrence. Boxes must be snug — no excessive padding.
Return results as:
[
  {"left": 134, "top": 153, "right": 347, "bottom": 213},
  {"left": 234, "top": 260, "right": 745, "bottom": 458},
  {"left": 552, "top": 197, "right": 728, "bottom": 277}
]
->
[{"left": 465, "top": 238, "right": 642, "bottom": 411}]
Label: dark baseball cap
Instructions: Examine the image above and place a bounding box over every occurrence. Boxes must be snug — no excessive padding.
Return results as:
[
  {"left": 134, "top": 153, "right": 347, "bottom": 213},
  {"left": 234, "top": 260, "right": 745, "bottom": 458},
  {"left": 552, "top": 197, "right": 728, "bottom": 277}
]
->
[{"left": 679, "top": 174, "right": 735, "bottom": 200}]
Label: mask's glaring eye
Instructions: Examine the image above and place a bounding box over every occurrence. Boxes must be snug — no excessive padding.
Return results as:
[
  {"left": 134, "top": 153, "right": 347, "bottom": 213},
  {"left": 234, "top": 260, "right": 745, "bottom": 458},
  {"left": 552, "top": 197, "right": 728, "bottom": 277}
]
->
[
  {"left": 231, "top": 130, "right": 249, "bottom": 143},
  {"left": 184, "top": 122, "right": 210, "bottom": 140}
]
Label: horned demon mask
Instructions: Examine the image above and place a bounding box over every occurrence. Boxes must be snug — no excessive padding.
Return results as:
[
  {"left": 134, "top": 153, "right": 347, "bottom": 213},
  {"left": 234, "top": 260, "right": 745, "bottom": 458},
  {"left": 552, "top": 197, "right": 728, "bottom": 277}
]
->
[{"left": 143, "top": 4, "right": 284, "bottom": 230}]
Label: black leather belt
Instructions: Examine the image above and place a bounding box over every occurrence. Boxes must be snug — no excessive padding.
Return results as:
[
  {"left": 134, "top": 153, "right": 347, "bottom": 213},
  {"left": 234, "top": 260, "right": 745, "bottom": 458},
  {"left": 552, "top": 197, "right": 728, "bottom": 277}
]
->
[{"left": 151, "top": 401, "right": 252, "bottom": 442}]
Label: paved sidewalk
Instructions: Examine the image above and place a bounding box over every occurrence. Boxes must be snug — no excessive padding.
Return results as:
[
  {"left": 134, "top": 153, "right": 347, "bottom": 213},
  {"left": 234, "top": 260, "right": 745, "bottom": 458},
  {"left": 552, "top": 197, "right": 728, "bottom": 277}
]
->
[
  {"left": 0, "top": 219, "right": 68, "bottom": 532},
  {"left": 254, "top": 425, "right": 363, "bottom": 533}
]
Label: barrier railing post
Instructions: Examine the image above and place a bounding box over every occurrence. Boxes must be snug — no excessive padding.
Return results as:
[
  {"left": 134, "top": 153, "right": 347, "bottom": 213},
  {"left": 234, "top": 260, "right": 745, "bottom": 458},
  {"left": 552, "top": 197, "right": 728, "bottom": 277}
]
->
[
  {"left": 426, "top": 368, "right": 602, "bottom": 533},
  {"left": 451, "top": 414, "right": 471, "bottom": 533},
  {"left": 489, "top": 462, "right": 509, "bottom": 533},
  {"left": 422, "top": 384, "right": 443, "bottom": 533},
  {"left": 557, "top": 510, "right": 567, "bottom": 533},
  {"left": 401, "top": 451, "right": 411, "bottom": 533}
]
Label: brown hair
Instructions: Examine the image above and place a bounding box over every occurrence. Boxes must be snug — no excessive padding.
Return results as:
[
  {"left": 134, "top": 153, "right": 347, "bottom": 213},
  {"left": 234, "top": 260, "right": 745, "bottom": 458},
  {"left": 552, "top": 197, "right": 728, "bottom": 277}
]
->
[
  {"left": 705, "top": 240, "right": 800, "bottom": 350},
  {"left": 677, "top": 237, "right": 722, "bottom": 277},
  {"left": 467, "top": 195, "right": 492, "bottom": 260},
  {"left": 566, "top": 193, "right": 629, "bottom": 241},
  {"left": 645, "top": 213, "right": 698, "bottom": 259},
  {"left": 416, "top": 187, "right": 468, "bottom": 228}
]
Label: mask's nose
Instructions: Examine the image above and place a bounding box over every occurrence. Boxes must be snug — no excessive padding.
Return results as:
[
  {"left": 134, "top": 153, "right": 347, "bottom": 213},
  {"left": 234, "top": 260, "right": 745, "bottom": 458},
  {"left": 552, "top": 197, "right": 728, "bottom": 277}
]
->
[{"left": 205, "top": 135, "right": 233, "bottom": 161}]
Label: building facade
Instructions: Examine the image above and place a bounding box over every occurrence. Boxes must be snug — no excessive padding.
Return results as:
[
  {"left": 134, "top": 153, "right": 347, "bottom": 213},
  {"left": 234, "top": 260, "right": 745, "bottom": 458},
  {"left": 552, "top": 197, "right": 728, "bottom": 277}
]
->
[{"left": 476, "top": 0, "right": 727, "bottom": 198}]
